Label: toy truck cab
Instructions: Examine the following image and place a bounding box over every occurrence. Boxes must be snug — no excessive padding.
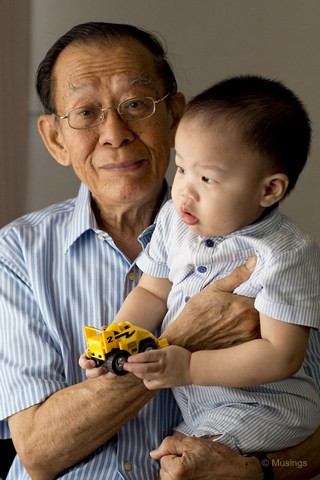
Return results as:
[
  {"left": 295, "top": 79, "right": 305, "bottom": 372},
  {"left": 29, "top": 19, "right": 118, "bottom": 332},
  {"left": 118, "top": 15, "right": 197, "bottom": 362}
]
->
[{"left": 84, "top": 321, "right": 169, "bottom": 375}]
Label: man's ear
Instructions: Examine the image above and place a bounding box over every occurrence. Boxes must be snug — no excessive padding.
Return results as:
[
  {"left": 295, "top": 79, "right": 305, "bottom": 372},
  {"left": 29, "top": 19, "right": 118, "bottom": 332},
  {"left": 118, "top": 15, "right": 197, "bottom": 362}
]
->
[
  {"left": 168, "top": 92, "right": 185, "bottom": 146},
  {"left": 37, "top": 115, "right": 71, "bottom": 166},
  {"left": 260, "top": 173, "right": 289, "bottom": 207}
]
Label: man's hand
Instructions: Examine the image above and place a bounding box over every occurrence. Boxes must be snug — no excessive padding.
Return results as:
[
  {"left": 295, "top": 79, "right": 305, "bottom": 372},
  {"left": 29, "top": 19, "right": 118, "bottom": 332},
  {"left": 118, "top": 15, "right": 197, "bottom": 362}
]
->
[
  {"left": 151, "top": 432, "right": 262, "bottom": 480},
  {"left": 162, "top": 257, "right": 260, "bottom": 351},
  {"left": 153, "top": 426, "right": 320, "bottom": 480},
  {"left": 78, "top": 353, "right": 115, "bottom": 379}
]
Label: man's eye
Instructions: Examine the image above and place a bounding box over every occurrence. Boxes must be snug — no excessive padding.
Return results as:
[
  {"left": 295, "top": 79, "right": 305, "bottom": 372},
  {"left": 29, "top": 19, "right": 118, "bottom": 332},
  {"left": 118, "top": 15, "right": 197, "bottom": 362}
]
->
[
  {"left": 122, "top": 99, "right": 149, "bottom": 113},
  {"left": 120, "top": 98, "right": 150, "bottom": 118},
  {"left": 127, "top": 99, "right": 145, "bottom": 109},
  {"left": 76, "top": 107, "right": 98, "bottom": 118},
  {"left": 202, "top": 176, "right": 215, "bottom": 184}
]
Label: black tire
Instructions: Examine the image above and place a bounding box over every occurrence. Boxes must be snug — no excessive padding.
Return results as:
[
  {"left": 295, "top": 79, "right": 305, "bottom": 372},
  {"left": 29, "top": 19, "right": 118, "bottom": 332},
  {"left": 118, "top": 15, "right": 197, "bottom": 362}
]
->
[
  {"left": 106, "top": 351, "right": 130, "bottom": 375},
  {"left": 93, "top": 358, "right": 105, "bottom": 368},
  {"left": 139, "top": 338, "right": 157, "bottom": 352}
]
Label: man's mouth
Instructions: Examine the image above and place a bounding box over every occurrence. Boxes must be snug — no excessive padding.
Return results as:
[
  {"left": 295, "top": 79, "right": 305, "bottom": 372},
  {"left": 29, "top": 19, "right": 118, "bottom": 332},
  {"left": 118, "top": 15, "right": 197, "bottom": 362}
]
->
[{"left": 99, "top": 159, "right": 145, "bottom": 172}]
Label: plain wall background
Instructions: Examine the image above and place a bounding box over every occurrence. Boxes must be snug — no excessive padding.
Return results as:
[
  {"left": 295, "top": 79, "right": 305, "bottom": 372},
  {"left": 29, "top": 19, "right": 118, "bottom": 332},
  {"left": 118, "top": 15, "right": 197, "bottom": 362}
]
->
[{"left": 27, "top": 0, "right": 320, "bottom": 242}]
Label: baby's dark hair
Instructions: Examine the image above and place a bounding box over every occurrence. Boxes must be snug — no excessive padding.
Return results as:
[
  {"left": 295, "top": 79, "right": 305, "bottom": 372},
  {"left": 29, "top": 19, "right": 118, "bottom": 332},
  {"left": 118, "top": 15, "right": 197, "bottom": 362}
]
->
[{"left": 184, "top": 75, "right": 311, "bottom": 195}]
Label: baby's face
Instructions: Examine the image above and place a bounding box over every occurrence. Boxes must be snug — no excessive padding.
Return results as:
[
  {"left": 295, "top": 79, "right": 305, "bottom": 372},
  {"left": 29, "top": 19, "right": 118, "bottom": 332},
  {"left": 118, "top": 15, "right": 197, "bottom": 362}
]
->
[{"left": 172, "top": 118, "right": 270, "bottom": 237}]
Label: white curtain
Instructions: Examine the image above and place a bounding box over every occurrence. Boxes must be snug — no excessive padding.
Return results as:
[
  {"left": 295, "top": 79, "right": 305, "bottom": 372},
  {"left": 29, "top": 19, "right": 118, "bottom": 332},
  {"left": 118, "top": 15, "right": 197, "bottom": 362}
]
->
[{"left": 0, "top": 0, "right": 30, "bottom": 226}]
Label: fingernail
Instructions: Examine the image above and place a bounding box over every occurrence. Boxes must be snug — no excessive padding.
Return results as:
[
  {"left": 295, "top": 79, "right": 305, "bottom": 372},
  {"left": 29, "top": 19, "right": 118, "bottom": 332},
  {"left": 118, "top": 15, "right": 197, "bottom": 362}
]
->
[{"left": 246, "top": 256, "right": 256, "bottom": 270}]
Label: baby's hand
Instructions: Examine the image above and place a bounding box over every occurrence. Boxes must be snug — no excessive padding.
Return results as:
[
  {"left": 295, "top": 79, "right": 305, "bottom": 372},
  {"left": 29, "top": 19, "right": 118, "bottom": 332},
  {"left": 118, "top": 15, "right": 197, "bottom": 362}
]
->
[
  {"left": 123, "top": 345, "right": 192, "bottom": 389},
  {"left": 79, "top": 352, "right": 109, "bottom": 379}
]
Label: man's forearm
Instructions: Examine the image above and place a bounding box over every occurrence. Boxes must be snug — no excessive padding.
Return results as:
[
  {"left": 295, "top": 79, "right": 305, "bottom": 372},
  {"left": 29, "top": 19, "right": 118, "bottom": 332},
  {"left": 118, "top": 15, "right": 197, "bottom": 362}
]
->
[{"left": 9, "top": 374, "right": 154, "bottom": 479}]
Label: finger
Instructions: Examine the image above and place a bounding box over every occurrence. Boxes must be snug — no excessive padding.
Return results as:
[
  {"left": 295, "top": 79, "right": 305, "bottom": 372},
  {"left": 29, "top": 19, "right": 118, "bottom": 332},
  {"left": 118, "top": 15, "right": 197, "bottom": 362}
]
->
[
  {"left": 150, "top": 436, "right": 182, "bottom": 459},
  {"left": 123, "top": 361, "right": 159, "bottom": 376},
  {"left": 127, "top": 350, "right": 160, "bottom": 363},
  {"left": 78, "top": 353, "right": 96, "bottom": 369},
  {"left": 103, "top": 371, "right": 118, "bottom": 379},
  {"left": 159, "top": 455, "right": 178, "bottom": 480},
  {"left": 208, "top": 256, "right": 256, "bottom": 293},
  {"left": 86, "top": 366, "right": 108, "bottom": 379},
  {"left": 143, "top": 379, "right": 162, "bottom": 390}
]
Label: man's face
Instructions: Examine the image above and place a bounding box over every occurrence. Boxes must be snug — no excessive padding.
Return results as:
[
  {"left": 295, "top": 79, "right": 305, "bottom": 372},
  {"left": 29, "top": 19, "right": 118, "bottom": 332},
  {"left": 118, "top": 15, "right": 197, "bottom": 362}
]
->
[{"left": 47, "top": 39, "right": 181, "bottom": 209}]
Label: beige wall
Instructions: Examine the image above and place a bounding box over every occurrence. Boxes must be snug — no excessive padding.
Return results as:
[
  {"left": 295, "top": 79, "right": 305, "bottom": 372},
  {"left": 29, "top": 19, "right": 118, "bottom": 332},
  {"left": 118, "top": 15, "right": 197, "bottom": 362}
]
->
[{"left": 27, "top": 0, "right": 320, "bottom": 242}]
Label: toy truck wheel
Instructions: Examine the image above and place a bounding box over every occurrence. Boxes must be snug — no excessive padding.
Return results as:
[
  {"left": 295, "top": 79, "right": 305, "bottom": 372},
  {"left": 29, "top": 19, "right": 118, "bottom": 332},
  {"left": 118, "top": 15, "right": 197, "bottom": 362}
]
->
[
  {"left": 106, "top": 351, "right": 130, "bottom": 376},
  {"left": 93, "top": 358, "right": 106, "bottom": 368},
  {"left": 139, "top": 338, "right": 157, "bottom": 352}
]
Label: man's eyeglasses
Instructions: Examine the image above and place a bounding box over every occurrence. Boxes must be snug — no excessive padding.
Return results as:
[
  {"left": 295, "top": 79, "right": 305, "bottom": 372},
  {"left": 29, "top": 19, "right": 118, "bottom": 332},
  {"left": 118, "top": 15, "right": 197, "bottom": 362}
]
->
[{"left": 55, "top": 92, "right": 171, "bottom": 130}]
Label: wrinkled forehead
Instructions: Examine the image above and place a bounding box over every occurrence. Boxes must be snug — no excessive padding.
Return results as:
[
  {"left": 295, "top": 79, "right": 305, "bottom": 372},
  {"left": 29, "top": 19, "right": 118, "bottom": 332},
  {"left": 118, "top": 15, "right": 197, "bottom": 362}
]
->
[{"left": 53, "top": 38, "right": 162, "bottom": 97}]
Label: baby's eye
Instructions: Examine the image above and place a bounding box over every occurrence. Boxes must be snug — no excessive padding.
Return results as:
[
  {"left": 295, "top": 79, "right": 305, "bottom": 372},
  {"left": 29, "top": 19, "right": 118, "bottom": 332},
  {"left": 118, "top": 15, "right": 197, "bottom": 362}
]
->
[
  {"left": 202, "top": 176, "right": 215, "bottom": 184},
  {"left": 177, "top": 166, "right": 185, "bottom": 174}
]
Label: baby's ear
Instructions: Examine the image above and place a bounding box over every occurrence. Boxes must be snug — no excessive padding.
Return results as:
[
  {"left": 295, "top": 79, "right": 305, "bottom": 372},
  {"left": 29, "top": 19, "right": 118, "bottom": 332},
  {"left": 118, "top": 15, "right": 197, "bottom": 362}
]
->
[
  {"left": 37, "top": 114, "right": 71, "bottom": 166},
  {"left": 260, "top": 173, "right": 289, "bottom": 207}
]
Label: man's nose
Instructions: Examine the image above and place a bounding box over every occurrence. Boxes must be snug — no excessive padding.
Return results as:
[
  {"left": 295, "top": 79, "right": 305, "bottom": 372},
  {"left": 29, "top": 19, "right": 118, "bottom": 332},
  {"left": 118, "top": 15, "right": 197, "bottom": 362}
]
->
[{"left": 98, "top": 109, "right": 135, "bottom": 147}]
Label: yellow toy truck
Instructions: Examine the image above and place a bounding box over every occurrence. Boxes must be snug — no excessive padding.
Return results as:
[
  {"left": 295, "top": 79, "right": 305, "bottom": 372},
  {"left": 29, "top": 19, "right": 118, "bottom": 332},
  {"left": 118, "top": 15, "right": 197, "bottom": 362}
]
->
[{"left": 84, "top": 321, "right": 169, "bottom": 375}]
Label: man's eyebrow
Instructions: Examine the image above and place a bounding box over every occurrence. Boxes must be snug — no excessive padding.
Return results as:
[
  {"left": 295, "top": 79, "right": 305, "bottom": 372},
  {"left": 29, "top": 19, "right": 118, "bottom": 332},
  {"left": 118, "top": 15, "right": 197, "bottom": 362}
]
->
[
  {"left": 67, "top": 73, "right": 153, "bottom": 92},
  {"left": 128, "top": 73, "right": 152, "bottom": 86},
  {"left": 68, "top": 81, "right": 88, "bottom": 92}
]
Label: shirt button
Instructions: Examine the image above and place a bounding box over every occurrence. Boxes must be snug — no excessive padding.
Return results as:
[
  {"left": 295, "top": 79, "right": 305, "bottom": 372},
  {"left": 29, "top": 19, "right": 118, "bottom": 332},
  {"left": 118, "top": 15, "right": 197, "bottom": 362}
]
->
[
  {"left": 124, "top": 461, "right": 132, "bottom": 471},
  {"left": 128, "top": 271, "right": 136, "bottom": 281},
  {"left": 205, "top": 239, "right": 214, "bottom": 247},
  {"left": 197, "top": 266, "right": 207, "bottom": 273},
  {"left": 97, "top": 234, "right": 105, "bottom": 241}
]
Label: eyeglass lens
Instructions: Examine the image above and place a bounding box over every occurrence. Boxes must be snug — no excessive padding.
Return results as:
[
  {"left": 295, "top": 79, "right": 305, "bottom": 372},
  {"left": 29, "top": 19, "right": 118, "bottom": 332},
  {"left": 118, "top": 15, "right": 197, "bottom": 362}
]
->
[{"left": 68, "top": 97, "right": 156, "bottom": 129}]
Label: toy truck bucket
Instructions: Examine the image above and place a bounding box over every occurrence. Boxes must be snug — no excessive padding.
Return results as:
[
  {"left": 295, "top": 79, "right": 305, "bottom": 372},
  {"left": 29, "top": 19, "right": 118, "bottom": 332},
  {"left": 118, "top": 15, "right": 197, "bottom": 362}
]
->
[{"left": 84, "top": 326, "right": 114, "bottom": 362}]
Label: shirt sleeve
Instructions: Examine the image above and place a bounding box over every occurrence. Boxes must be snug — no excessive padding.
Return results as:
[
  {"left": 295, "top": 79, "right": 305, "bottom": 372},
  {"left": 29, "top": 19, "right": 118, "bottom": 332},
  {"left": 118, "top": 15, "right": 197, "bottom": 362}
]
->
[
  {"left": 253, "top": 239, "right": 320, "bottom": 329},
  {"left": 0, "top": 253, "right": 66, "bottom": 437}
]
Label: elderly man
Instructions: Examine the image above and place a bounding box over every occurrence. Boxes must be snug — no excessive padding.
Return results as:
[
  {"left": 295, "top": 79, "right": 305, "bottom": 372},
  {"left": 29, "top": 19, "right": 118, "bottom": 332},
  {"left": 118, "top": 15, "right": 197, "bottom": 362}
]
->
[{"left": 0, "top": 22, "right": 319, "bottom": 479}]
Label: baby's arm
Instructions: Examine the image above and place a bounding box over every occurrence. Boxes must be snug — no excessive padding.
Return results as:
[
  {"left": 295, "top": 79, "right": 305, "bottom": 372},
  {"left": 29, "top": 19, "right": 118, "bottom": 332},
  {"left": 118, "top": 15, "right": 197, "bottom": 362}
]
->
[
  {"left": 187, "top": 314, "right": 309, "bottom": 386},
  {"left": 124, "top": 314, "right": 309, "bottom": 389},
  {"left": 113, "top": 273, "right": 171, "bottom": 332}
]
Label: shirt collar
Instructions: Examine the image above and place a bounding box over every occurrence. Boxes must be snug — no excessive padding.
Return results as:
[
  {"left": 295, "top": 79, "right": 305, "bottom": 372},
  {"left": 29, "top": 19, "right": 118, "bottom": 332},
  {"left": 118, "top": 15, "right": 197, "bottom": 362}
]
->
[
  {"left": 64, "top": 181, "right": 171, "bottom": 253},
  {"left": 139, "top": 181, "right": 171, "bottom": 240},
  {"left": 64, "top": 183, "right": 96, "bottom": 253},
  {"left": 223, "top": 207, "right": 282, "bottom": 240}
]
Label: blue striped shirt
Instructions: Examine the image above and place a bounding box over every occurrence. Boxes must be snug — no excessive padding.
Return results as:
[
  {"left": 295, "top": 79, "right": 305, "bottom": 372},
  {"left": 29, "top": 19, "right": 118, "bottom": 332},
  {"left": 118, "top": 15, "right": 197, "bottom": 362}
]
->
[
  {"left": 138, "top": 200, "right": 320, "bottom": 452},
  {"left": 0, "top": 183, "right": 181, "bottom": 479}
]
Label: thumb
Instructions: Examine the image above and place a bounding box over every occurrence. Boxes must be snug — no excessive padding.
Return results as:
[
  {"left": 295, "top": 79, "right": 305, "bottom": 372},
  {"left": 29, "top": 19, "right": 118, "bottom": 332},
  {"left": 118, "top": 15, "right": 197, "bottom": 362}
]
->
[
  {"left": 150, "top": 436, "right": 182, "bottom": 459},
  {"left": 209, "top": 256, "right": 256, "bottom": 293}
]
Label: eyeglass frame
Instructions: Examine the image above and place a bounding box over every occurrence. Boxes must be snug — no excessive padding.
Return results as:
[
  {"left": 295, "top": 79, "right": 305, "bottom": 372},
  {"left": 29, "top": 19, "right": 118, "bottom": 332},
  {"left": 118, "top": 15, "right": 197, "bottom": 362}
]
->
[{"left": 54, "top": 92, "right": 172, "bottom": 130}]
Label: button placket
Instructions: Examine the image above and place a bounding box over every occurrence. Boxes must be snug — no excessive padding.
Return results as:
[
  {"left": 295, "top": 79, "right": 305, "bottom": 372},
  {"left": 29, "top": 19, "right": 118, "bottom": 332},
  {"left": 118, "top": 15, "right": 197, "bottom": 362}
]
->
[
  {"left": 128, "top": 270, "right": 136, "bottom": 282},
  {"left": 197, "top": 265, "right": 207, "bottom": 273}
]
